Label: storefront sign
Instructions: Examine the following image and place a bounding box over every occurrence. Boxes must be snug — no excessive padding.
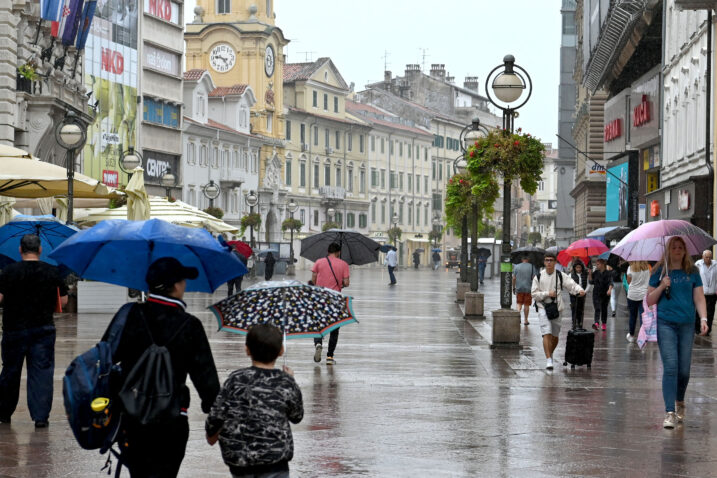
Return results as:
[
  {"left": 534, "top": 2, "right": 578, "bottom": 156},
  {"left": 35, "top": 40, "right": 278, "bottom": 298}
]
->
[
  {"left": 143, "top": 151, "right": 179, "bottom": 184},
  {"left": 678, "top": 190, "right": 690, "bottom": 211},
  {"left": 638, "top": 203, "right": 646, "bottom": 226},
  {"left": 143, "top": 45, "right": 180, "bottom": 76},
  {"left": 629, "top": 67, "right": 660, "bottom": 148},
  {"left": 586, "top": 160, "right": 607, "bottom": 178},
  {"left": 650, "top": 200, "right": 660, "bottom": 217},
  {"left": 144, "top": 0, "right": 180, "bottom": 25},
  {"left": 633, "top": 95, "right": 650, "bottom": 127},
  {"left": 604, "top": 118, "right": 622, "bottom": 142},
  {"left": 102, "top": 170, "right": 119, "bottom": 187},
  {"left": 603, "top": 90, "right": 629, "bottom": 160}
]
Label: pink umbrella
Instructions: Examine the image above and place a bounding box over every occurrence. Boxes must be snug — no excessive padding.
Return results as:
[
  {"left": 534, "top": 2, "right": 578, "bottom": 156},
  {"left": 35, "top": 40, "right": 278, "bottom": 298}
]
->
[
  {"left": 611, "top": 219, "right": 716, "bottom": 261},
  {"left": 564, "top": 238, "right": 609, "bottom": 260}
]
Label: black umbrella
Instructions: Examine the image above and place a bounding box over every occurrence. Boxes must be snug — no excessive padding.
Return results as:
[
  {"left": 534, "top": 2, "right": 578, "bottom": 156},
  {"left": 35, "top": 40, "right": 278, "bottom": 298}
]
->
[
  {"left": 604, "top": 226, "right": 632, "bottom": 243},
  {"left": 511, "top": 245, "right": 545, "bottom": 268},
  {"left": 300, "top": 229, "right": 381, "bottom": 265},
  {"left": 475, "top": 247, "right": 491, "bottom": 258}
]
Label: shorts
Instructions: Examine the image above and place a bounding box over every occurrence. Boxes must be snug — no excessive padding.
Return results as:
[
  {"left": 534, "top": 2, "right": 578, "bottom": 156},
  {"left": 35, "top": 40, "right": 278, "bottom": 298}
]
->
[
  {"left": 516, "top": 292, "right": 532, "bottom": 306},
  {"left": 538, "top": 308, "right": 561, "bottom": 337}
]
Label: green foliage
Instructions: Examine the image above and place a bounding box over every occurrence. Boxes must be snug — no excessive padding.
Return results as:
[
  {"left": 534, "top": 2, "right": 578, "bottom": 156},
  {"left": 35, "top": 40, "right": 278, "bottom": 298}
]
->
[
  {"left": 240, "top": 213, "right": 261, "bottom": 236},
  {"left": 18, "top": 63, "right": 38, "bottom": 81},
  {"left": 387, "top": 226, "right": 402, "bottom": 243},
  {"left": 322, "top": 221, "right": 340, "bottom": 232},
  {"left": 428, "top": 229, "right": 442, "bottom": 243},
  {"left": 204, "top": 206, "right": 224, "bottom": 219},
  {"left": 495, "top": 228, "right": 503, "bottom": 240},
  {"left": 282, "top": 217, "right": 303, "bottom": 232},
  {"left": 528, "top": 231, "right": 542, "bottom": 245},
  {"left": 109, "top": 187, "right": 127, "bottom": 209}
]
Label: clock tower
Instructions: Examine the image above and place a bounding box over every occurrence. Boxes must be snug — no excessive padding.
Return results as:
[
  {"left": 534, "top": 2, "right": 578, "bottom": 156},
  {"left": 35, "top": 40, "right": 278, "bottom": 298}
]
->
[{"left": 185, "top": 0, "right": 287, "bottom": 139}]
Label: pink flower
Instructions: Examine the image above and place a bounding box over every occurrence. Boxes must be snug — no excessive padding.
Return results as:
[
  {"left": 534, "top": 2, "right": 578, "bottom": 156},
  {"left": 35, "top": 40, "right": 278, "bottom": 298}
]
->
[
  {"left": 470, "top": 151, "right": 476, "bottom": 158},
  {"left": 514, "top": 140, "right": 520, "bottom": 146}
]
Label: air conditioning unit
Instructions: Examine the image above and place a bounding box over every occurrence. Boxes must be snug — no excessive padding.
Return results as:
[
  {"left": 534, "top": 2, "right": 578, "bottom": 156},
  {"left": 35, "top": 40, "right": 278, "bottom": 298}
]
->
[
  {"left": 325, "top": 147, "right": 333, "bottom": 155},
  {"left": 301, "top": 143, "right": 308, "bottom": 152}
]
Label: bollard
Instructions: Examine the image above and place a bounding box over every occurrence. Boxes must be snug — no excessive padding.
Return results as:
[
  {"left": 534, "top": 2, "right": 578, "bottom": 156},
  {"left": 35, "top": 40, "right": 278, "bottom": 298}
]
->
[
  {"left": 490, "top": 309, "right": 522, "bottom": 348},
  {"left": 464, "top": 291, "right": 484, "bottom": 319},
  {"left": 456, "top": 282, "right": 470, "bottom": 302}
]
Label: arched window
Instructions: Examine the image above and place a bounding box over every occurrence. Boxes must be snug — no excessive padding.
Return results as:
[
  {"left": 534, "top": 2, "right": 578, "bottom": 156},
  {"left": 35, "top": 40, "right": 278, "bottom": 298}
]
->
[
  {"left": 200, "top": 145, "right": 208, "bottom": 166},
  {"left": 186, "top": 143, "right": 195, "bottom": 164}
]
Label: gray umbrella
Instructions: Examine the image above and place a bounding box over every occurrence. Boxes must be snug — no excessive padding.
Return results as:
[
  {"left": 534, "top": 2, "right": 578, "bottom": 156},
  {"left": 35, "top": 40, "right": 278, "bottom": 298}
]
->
[
  {"left": 511, "top": 245, "right": 546, "bottom": 268},
  {"left": 300, "top": 229, "right": 381, "bottom": 265}
]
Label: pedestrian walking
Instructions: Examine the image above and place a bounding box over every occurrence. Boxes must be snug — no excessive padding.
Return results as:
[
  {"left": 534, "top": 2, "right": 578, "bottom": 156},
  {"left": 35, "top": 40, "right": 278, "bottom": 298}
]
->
[
  {"left": 206, "top": 324, "right": 304, "bottom": 478},
  {"left": 625, "top": 261, "right": 650, "bottom": 343},
  {"left": 386, "top": 247, "right": 398, "bottom": 284},
  {"left": 590, "top": 258, "right": 613, "bottom": 331},
  {"left": 477, "top": 255, "right": 487, "bottom": 285},
  {"left": 105, "top": 257, "right": 220, "bottom": 477},
  {"left": 531, "top": 252, "right": 585, "bottom": 369},
  {"left": 432, "top": 250, "right": 441, "bottom": 271},
  {"left": 0, "top": 234, "right": 67, "bottom": 427},
  {"left": 264, "top": 252, "right": 276, "bottom": 281},
  {"left": 227, "top": 248, "right": 247, "bottom": 296},
  {"left": 569, "top": 260, "right": 591, "bottom": 328},
  {"left": 413, "top": 250, "right": 420, "bottom": 269},
  {"left": 312, "top": 242, "right": 350, "bottom": 365},
  {"left": 610, "top": 260, "right": 627, "bottom": 317},
  {"left": 512, "top": 256, "right": 536, "bottom": 325},
  {"left": 694, "top": 249, "right": 717, "bottom": 335},
  {"left": 646, "top": 237, "right": 708, "bottom": 429}
]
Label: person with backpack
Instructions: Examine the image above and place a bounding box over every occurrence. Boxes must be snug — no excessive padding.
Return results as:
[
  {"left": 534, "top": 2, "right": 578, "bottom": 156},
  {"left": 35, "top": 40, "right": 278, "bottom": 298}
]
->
[
  {"left": 590, "top": 258, "right": 613, "bottom": 331},
  {"left": 312, "top": 242, "right": 349, "bottom": 365},
  {"left": 0, "top": 234, "right": 68, "bottom": 427},
  {"left": 531, "top": 251, "right": 586, "bottom": 369},
  {"left": 105, "top": 257, "right": 220, "bottom": 477},
  {"left": 206, "top": 324, "right": 303, "bottom": 477}
]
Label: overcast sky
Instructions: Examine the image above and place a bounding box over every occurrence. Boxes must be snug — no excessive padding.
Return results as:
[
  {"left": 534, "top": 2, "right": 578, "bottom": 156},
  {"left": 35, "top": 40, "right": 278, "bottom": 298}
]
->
[{"left": 185, "top": 0, "right": 562, "bottom": 145}]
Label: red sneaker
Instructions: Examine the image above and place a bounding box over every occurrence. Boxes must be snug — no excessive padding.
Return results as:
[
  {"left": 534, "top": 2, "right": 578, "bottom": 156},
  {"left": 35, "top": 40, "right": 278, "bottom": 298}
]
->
[{"left": 601, "top": 323, "right": 607, "bottom": 331}]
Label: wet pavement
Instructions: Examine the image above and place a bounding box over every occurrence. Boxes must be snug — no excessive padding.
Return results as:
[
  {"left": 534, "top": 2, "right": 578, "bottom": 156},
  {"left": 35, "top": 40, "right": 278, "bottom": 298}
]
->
[{"left": 1, "top": 266, "right": 717, "bottom": 477}]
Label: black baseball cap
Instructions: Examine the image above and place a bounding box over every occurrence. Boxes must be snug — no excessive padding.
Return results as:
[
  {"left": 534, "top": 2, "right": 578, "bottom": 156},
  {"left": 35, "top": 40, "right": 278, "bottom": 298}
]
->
[{"left": 146, "top": 257, "right": 198, "bottom": 292}]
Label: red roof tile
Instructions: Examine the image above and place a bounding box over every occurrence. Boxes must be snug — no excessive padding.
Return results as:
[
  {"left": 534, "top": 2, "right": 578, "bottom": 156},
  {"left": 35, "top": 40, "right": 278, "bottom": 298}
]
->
[
  {"left": 209, "top": 84, "right": 249, "bottom": 97},
  {"left": 183, "top": 69, "right": 207, "bottom": 81}
]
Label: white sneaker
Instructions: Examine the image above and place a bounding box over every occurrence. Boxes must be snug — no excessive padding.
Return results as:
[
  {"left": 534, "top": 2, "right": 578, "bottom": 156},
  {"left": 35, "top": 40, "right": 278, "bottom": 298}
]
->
[
  {"left": 676, "top": 402, "right": 685, "bottom": 423},
  {"left": 626, "top": 333, "right": 636, "bottom": 343},
  {"left": 663, "top": 412, "right": 677, "bottom": 429},
  {"left": 546, "top": 358, "right": 554, "bottom": 370}
]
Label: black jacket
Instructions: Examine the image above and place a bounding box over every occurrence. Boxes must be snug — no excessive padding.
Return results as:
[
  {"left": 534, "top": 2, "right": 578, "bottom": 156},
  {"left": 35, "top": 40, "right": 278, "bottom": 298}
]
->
[
  {"left": 570, "top": 269, "right": 589, "bottom": 295},
  {"left": 103, "top": 295, "right": 220, "bottom": 415},
  {"left": 590, "top": 269, "right": 613, "bottom": 297}
]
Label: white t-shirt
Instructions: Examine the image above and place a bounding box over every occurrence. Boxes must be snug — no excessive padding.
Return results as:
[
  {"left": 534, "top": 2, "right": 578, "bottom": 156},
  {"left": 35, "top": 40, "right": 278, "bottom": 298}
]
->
[{"left": 626, "top": 266, "right": 650, "bottom": 301}]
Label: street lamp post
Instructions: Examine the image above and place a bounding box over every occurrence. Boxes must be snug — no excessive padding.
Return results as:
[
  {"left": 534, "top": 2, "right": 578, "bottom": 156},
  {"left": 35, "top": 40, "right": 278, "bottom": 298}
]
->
[
  {"left": 203, "top": 180, "right": 221, "bottom": 209},
  {"left": 55, "top": 111, "right": 87, "bottom": 224},
  {"left": 485, "top": 54, "right": 532, "bottom": 310},
  {"left": 245, "top": 190, "right": 258, "bottom": 250},
  {"left": 119, "top": 148, "right": 143, "bottom": 176},
  {"left": 287, "top": 199, "right": 298, "bottom": 276},
  {"left": 160, "top": 167, "right": 176, "bottom": 199},
  {"left": 392, "top": 212, "right": 399, "bottom": 247}
]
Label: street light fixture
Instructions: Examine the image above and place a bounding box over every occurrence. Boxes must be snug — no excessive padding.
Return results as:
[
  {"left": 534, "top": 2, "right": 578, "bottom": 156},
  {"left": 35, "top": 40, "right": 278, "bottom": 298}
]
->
[
  {"left": 160, "top": 167, "right": 176, "bottom": 199},
  {"left": 245, "top": 190, "right": 258, "bottom": 249},
  {"left": 119, "top": 148, "right": 142, "bottom": 174},
  {"left": 55, "top": 111, "right": 87, "bottom": 224},
  {"left": 327, "top": 207, "right": 336, "bottom": 223},
  {"left": 203, "top": 180, "right": 221, "bottom": 208},
  {"left": 485, "top": 54, "right": 532, "bottom": 309},
  {"left": 287, "top": 199, "right": 299, "bottom": 276},
  {"left": 392, "top": 212, "right": 399, "bottom": 247}
]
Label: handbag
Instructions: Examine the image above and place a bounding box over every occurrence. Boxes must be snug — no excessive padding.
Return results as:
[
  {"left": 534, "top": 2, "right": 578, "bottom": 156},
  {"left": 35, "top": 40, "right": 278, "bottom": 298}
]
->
[
  {"left": 637, "top": 298, "right": 657, "bottom": 349},
  {"left": 543, "top": 273, "right": 561, "bottom": 320}
]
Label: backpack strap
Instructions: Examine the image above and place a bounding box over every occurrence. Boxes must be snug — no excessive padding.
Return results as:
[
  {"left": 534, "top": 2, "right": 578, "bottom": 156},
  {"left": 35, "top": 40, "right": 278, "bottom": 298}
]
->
[
  {"left": 106, "top": 303, "right": 135, "bottom": 356},
  {"left": 325, "top": 256, "right": 342, "bottom": 291},
  {"left": 136, "top": 305, "right": 190, "bottom": 347}
]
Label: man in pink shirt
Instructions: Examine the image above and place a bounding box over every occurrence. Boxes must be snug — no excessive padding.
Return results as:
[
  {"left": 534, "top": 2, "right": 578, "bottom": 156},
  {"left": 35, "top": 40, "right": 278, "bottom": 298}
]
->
[{"left": 312, "top": 243, "right": 350, "bottom": 365}]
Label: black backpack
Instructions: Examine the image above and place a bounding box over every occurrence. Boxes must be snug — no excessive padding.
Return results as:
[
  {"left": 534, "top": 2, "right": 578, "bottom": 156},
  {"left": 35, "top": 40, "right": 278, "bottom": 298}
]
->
[{"left": 118, "top": 310, "right": 189, "bottom": 425}]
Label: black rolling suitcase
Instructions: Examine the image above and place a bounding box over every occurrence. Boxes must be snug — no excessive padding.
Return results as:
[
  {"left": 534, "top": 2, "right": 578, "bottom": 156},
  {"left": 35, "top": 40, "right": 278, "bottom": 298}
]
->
[{"left": 563, "top": 312, "right": 594, "bottom": 369}]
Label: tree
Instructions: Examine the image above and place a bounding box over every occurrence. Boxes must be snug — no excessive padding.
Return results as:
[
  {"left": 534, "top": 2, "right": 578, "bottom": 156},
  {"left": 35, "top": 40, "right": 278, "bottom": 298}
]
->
[{"left": 528, "top": 231, "right": 542, "bottom": 245}]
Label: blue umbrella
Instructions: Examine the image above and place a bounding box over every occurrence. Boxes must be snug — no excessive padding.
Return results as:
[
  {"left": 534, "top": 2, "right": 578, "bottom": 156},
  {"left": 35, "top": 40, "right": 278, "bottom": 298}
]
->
[
  {"left": 0, "top": 214, "right": 78, "bottom": 266},
  {"left": 0, "top": 253, "right": 15, "bottom": 269},
  {"left": 432, "top": 248, "right": 442, "bottom": 253},
  {"left": 48, "top": 219, "right": 248, "bottom": 293},
  {"left": 379, "top": 244, "right": 396, "bottom": 253}
]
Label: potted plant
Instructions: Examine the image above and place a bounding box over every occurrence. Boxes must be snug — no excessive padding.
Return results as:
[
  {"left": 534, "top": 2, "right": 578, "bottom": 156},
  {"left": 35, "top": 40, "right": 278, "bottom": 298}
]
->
[
  {"left": 281, "top": 217, "right": 302, "bottom": 232},
  {"left": 387, "top": 226, "right": 402, "bottom": 244},
  {"left": 204, "top": 206, "right": 224, "bottom": 219},
  {"left": 240, "top": 212, "right": 261, "bottom": 236},
  {"left": 322, "top": 221, "right": 340, "bottom": 232}
]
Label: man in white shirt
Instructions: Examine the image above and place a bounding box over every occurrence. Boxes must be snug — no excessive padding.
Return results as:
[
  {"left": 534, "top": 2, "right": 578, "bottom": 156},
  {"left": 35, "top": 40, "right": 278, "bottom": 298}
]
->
[
  {"left": 385, "top": 247, "right": 398, "bottom": 285},
  {"left": 695, "top": 249, "right": 717, "bottom": 335}
]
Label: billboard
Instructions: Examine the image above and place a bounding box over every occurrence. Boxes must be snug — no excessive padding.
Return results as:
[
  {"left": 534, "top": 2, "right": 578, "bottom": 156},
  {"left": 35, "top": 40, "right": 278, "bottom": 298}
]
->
[
  {"left": 83, "top": 0, "right": 139, "bottom": 185},
  {"left": 606, "top": 162, "right": 628, "bottom": 222}
]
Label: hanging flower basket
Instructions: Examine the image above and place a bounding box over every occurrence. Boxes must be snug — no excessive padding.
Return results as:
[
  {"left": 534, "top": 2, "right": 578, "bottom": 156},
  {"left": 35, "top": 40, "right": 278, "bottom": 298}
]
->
[
  {"left": 282, "top": 217, "right": 302, "bottom": 232},
  {"left": 240, "top": 213, "right": 261, "bottom": 236},
  {"left": 204, "top": 206, "right": 224, "bottom": 219},
  {"left": 322, "top": 221, "right": 340, "bottom": 232},
  {"left": 387, "top": 226, "right": 402, "bottom": 243}
]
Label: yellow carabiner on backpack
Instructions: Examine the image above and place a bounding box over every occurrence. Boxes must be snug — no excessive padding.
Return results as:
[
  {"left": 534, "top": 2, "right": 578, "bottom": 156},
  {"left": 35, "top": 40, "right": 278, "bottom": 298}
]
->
[{"left": 91, "top": 397, "right": 110, "bottom": 413}]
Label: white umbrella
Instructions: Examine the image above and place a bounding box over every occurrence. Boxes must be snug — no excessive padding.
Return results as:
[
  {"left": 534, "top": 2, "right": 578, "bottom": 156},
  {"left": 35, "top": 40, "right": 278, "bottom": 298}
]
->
[{"left": 125, "top": 167, "right": 151, "bottom": 221}]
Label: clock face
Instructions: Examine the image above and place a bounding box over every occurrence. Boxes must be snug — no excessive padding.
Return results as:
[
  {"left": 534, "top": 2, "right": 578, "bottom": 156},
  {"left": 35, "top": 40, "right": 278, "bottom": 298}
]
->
[
  {"left": 264, "top": 44, "right": 275, "bottom": 77},
  {"left": 209, "top": 44, "right": 236, "bottom": 73}
]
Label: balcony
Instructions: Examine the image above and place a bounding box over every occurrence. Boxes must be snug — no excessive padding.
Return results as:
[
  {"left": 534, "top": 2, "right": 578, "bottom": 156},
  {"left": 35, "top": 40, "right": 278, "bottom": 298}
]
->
[
  {"left": 319, "top": 186, "right": 346, "bottom": 200},
  {"left": 534, "top": 210, "right": 557, "bottom": 221}
]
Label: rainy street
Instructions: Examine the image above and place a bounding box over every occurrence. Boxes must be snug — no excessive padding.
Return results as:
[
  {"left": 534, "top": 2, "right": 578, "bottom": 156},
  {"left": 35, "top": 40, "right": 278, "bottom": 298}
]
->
[{"left": 1, "top": 266, "right": 717, "bottom": 477}]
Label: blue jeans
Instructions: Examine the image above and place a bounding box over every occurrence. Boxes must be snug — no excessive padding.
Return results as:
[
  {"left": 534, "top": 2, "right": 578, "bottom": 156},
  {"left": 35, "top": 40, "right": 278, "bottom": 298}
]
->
[
  {"left": 388, "top": 266, "right": 396, "bottom": 284},
  {"left": 478, "top": 263, "right": 486, "bottom": 282},
  {"left": 657, "top": 319, "right": 695, "bottom": 412},
  {"left": 0, "top": 325, "right": 56, "bottom": 421},
  {"left": 627, "top": 298, "right": 644, "bottom": 335}
]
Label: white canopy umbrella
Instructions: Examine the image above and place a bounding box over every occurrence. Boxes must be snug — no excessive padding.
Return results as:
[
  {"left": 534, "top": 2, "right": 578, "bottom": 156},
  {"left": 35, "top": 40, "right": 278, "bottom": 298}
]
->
[{"left": 125, "top": 167, "right": 151, "bottom": 221}]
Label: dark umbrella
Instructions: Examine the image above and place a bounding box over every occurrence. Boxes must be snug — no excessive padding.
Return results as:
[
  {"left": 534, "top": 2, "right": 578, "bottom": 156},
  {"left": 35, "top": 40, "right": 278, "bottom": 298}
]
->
[
  {"left": 475, "top": 247, "right": 491, "bottom": 258},
  {"left": 300, "top": 229, "right": 380, "bottom": 265},
  {"left": 510, "top": 245, "right": 545, "bottom": 267},
  {"left": 604, "top": 226, "right": 632, "bottom": 243},
  {"left": 379, "top": 244, "right": 395, "bottom": 253},
  {"left": 415, "top": 248, "right": 426, "bottom": 253},
  {"left": 49, "top": 219, "right": 247, "bottom": 293}
]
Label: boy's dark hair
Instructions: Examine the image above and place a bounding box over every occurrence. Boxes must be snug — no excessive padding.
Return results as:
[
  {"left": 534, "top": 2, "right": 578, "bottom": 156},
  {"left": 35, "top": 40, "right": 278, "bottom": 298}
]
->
[
  {"left": 246, "top": 324, "right": 283, "bottom": 363},
  {"left": 328, "top": 242, "right": 341, "bottom": 254},
  {"left": 20, "top": 234, "right": 41, "bottom": 254},
  {"left": 544, "top": 251, "right": 557, "bottom": 260}
]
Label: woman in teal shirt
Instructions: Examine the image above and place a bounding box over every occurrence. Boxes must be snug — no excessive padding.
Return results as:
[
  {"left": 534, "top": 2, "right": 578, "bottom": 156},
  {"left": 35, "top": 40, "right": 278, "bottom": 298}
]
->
[{"left": 647, "top": 237, "right": 708, "bottom": 429}]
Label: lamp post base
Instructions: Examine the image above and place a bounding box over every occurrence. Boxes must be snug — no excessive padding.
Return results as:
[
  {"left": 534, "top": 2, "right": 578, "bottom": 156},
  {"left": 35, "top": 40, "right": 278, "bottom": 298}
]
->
[
  {"left": 490, "top": 308, "right": 522, "bottom": 348},
  {"left": 464, "top": 292, "right": 484, "bottom": 319},
  {"left": 456, "top": 282, "right": 470, "bottom": 303}
]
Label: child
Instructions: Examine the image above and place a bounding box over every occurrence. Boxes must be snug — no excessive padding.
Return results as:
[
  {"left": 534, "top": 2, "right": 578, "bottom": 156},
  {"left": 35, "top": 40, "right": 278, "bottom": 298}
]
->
[{"left": 206, "top": 324, "right": 304, "bottom": 478}]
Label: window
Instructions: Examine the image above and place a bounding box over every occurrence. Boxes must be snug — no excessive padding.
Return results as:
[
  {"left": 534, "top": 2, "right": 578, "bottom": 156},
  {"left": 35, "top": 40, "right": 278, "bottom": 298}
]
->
[
  {"left": 222, "top": 150, "right": 229, "bottom": 169},
  {"left": 424, "top": 175, "right": 428, "bottom": 192},
  {"left": 359, "top": 213, "right": 367, "bottom": 228},
  {"left": 299, "top": 209, "right": 305, "bottom": 224},
  {"left": 266, "top": 0, "right": 271, "bottom": 15},
  {"left": 334, "top": 96, "right": 338, "bottom": 113},
  {"left": 313, "top": 163, "right": 319, "bottom": 187},
  {"left": 348, "top": 134, "right": 353, "bottom": 151},
  {"left": 415, "top": 174, "right": 420, "bottom": 193},
  {"left": 359, "top": 135, "right": 364, "bottom": 153},
  {"left": 390, "top": 172, "right": 397, "bottom": 189},
  {"left": 389, "top": 141, "right": 394, "bottom": 155},
  {"left": 446, "top": 164, "right": 451, "bottom": 180},
  {"left": 217, "top": 0, "right": 230, "bottom": 14},
  {"left": 313, "top": 209, "right": 319, "bottom": 226},
  {"left": 266, "top": 112, "right": 273, "bottom": 133},
  {"left": 313, "top": 126, "right": 319, "bottom": 146},
  {"left": 381, "top": 203, "right": 386, "bottom": 223},
  {"left": 399, "top": 173, "right": 404, "bottom": 190},
  {"left": 285, "top": 160, "right": 291, "bottom": 186},
  {"left": 285, "top": 120, "right": 291, "bottom": 141},
  {"left": 381, "top": 138, "right": 385, "bottom": 154},
  {"left": 347, "top": 168, "right": 353, "bottom": 192},
  {"left": 380, "top": 169, "right": 386, "bottom": 189},
  {"left": 439, "top": 161, "right": 443, "bottom": 180},
  {"left": 242, "top": 152, "right": 248, "bottom": 170},
  {"left": 312, "top": 91, "right": 317, "bottom": 108},
  {"left": 371, "top": 135, "right": 376, "bottom": 151},
  {"left": 325, "top": 128, "right": 330, "bottom": 148},
  {"left": 300, "top": 161, "right": 306, "bottom": 187},
  {"left": 538, "top": 180, "right": 545, "bottom": 191},
  {"left": 425, "top": 206, "right": 428, "bottom": 225},
  {"left": 416, "top": 145, "right": 419, "bottom": 158},
  {"left": 347, "top": 213, "right": 355, "bottom": 228},
  {"left": 359, "top": 169, "right": 366, "bottom": 193},
  {"left": 415, "top": 206, "right": 420, "bottom": 226},
  {"left": 408, "top": 143, "right": 412, "bottom": 158},
  {"left": 324, "top": 164, "right": 330, "bottom": 186},
  {"left": 186, "top": 143, "right": 195, "bottom": 164},
  {"left": 232, "top": 150, "right": 239, "bottom": 168},
  {"left": 371, "top": 202, "right": 376, "bottom": 223},
  {"left": 335, "top": 212, "right": 342, "bottom": 227},
  {"left": 432, "top": 160, "right": 436, "bottom": 179},
  {"left": 432, "top": 193, "right": 442, "bottom": 211},
  {"left": 336, "top": 167, "right": 341, "bottom": 187},
  {"left": 424, "top": 148, "right": 428, "bottom": 161},
  {"left": 407, "top": 173, "right": 412, "bottom": 192},
  {"left": 408, "top": 206, "right": 412, "bottom": 225},
  {"left": 300, "top": 124, "right": 306, "bottom": 144},
  {"left": 399, "top": 142, "right": 403, "bottom": 157},
  {"left": 212, "top": 147, "right": 219, "bottom": 168},
  {"left": 323, "top": 94, "right": 328, "bottom": 110},
  {"left": 335, "top": 131, "right": 340, "bottom": 149}
]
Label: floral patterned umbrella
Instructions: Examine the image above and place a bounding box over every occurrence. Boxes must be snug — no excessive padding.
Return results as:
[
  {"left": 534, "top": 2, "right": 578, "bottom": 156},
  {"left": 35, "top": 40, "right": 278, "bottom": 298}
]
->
[{"left": 209, "top": 280, "right": 358, "bottom": 339}]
